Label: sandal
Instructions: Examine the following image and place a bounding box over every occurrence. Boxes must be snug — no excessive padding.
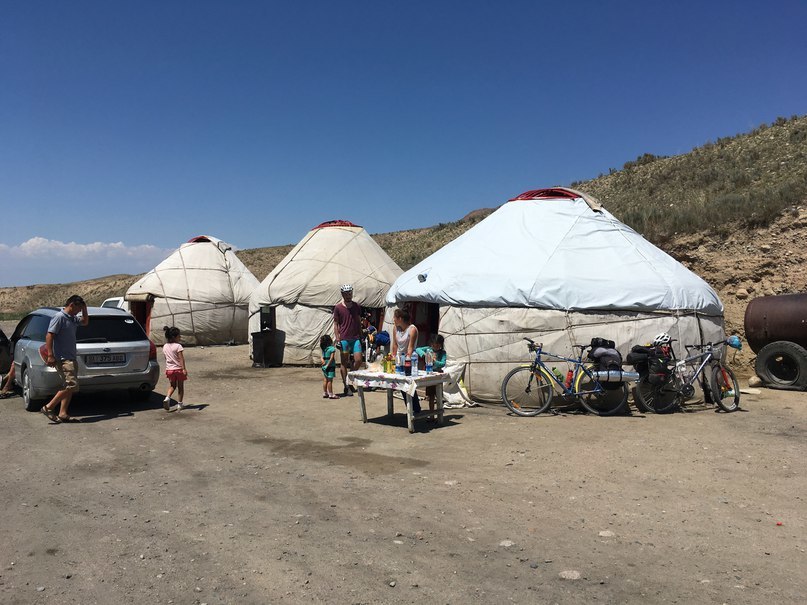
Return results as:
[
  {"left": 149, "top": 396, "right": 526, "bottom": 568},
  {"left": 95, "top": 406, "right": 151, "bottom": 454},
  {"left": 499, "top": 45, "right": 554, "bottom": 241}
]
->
[
  {"left": 0, "top": 392, "right": 14, "bottom": 399},
  {"left": 41, "top": 406, "right": 59, "bottom": 422},
  {"left": 57, "top": 416, "right": 81, "bottom": 423}
]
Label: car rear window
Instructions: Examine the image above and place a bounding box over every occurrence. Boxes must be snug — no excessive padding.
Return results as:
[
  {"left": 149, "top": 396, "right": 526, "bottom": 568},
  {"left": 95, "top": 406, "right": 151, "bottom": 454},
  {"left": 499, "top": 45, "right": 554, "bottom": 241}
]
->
[{"left": 77, "top": 317, "right": 148, "bottom": 343}]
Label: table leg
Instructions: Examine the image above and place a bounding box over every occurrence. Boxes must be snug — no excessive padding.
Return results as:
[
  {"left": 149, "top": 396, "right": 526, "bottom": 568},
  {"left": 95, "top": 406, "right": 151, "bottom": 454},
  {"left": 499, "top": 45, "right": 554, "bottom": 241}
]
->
[
  {"left": 437, "top": 383, "right": 445, "bottom": 425},
  {"left": 386, "top": 388, "right": 394, "bottom": 417},
  {"left": 358, "top": 386, "right": 367, "bottom": 423},
  {"left": 405, "top": 393, "right": 415, "bottom": 433}
]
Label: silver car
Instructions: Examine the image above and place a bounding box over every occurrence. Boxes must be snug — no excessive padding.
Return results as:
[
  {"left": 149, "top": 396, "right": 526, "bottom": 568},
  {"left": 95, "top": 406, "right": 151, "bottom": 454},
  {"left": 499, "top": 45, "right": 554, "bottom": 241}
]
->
[{"left": 10, "top": 306, "right": 160, "bottom": 411}]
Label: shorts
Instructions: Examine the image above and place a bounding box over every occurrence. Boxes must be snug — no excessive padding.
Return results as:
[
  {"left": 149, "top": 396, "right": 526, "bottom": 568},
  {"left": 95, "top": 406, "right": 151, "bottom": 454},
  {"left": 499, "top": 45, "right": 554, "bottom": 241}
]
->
[
  {"left": 340, "top": 338, "right": 362, "bottom": 354},
  {"left": 166, "top": 369, "right": 187, "bottom": 382},
  {"left": 322, "top": 367, "right": 336, "bottom": 379},
  {"left": 56, "top": 359, "right": 79, "bottom": 392}
]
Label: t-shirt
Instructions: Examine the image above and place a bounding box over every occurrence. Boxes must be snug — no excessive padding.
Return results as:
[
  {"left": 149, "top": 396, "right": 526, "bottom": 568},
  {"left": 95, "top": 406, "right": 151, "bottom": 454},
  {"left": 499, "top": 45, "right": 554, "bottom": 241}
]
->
[
  {"left": 415, "top": 346, "right": 447, "bottom": 370},
  {"left": 163, "top": 342, "right": 185, "bottom": 371},
  {"left": 333, "top": 302, "right": 361, "bottom": 341},
  {"left": 322, "top": 345, "right": 337, "bottom": 369},
  {"left": 47, "top": 311, "right": 82, "bottom": 360}
]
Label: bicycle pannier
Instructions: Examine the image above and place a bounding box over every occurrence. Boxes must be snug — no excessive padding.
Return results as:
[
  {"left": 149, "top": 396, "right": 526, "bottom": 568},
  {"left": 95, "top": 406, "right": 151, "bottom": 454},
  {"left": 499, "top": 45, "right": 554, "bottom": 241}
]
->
[
  {"left": 590, "top": 337, "right": 616, "bottom": 350},
  {"left": 590, "top": 346, "right": 622, "bottom": 370},
  {"left": 647, "top": 346, "right": 672, "bottom": 385}
]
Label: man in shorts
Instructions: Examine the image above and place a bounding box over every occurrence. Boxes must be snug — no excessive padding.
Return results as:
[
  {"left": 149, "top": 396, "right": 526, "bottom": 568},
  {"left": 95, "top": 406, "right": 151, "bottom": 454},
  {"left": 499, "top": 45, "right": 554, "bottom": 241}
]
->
[
  {"left": 333, "top": 284, "right": 362, "bottom": 396},
  {"left": 41, "top": 295, "right": 89, "bottom": 423}
]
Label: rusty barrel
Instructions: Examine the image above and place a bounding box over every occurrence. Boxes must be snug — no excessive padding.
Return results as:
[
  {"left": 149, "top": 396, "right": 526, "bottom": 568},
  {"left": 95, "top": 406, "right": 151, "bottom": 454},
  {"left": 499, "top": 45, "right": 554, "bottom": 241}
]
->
[{"left": 744, "top": 293, "right": 807, "bottom": 353}]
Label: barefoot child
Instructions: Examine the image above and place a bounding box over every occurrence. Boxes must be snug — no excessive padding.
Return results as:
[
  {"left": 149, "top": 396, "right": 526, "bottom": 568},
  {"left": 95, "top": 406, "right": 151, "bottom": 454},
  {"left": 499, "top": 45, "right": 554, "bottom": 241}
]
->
[
  {"left": 320, "top": 335, "right": 338, "bottom": 399},
  {"left": 162, "top": 326, "right": 188, "bottom": 411}
]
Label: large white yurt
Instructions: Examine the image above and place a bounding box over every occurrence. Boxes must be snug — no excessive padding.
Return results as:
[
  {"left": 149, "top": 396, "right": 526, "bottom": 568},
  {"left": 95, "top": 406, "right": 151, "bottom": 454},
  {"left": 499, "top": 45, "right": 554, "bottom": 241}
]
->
[
  {"left": 385, "top": 188, "right": 724, "bottom": 401},
  {"left": 126, "top": 236, "right": 260, "bottom": 346},
  {"left": 248, "top": 220, "right": 403, "bottom": 365}
]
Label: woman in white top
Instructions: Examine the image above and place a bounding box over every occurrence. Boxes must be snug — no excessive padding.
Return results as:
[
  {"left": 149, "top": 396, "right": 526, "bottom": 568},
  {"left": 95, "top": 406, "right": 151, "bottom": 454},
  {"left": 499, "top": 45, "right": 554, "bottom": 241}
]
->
[{"left": 391, "top": 307, "right": 420, "bottom": 413}]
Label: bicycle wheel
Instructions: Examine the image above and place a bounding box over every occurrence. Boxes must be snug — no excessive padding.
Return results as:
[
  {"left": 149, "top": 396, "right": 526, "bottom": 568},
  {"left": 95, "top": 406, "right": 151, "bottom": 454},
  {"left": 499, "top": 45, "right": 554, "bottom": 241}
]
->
[
  {"left": 711, "top": 364, "right": 740, "bottom": 412},
  {"left": 635, "top": 377, "right": 681, "bottom": 414},
  {"left": 501, "top": 366, "right": 554, "bottom": 416},
  {"left": 574, "top": 365, "right": 628, "bottom": 416}
]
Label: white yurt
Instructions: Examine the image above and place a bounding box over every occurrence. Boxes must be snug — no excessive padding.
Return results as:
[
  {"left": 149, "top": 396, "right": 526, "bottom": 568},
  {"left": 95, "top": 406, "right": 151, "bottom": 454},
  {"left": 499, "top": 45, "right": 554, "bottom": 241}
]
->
[
  {"left": 248, "top": 220, "right": 403, "bottom": 365},
  {"left": 126, "top": 236, "right": 260, "bottom": 346},
  {"left": 385, "top": 188, "right": 724, "bottom": 401}
]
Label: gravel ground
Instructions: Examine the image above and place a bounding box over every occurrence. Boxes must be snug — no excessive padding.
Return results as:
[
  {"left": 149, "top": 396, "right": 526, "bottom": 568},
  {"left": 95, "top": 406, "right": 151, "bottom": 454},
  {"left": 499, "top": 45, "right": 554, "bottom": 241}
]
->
[{"left": 0, "top": 342, "right": 805, "bottom": 604}]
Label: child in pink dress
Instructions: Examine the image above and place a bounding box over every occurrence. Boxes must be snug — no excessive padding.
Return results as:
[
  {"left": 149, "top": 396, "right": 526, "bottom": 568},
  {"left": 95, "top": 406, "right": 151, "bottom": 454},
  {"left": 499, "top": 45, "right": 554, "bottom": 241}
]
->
[{"left": 162, "top": 326, "right": 187, "bottom": 411}]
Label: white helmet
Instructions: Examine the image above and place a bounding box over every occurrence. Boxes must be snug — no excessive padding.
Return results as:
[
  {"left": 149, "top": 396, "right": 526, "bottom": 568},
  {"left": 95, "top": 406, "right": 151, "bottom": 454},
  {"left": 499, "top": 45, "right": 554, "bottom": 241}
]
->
[
  {"left": 652, "top": 332, "right": 672, "bottom": 346},
  {"left": 340, "top": 284, "right": 353, "bottom": 293}
]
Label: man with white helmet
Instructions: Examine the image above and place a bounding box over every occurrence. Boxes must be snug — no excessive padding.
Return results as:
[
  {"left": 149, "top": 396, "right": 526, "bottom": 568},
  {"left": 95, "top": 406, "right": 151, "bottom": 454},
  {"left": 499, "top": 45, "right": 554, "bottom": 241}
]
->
[{"left": 334, "top": 284, "right": 362, "bottom": 396}]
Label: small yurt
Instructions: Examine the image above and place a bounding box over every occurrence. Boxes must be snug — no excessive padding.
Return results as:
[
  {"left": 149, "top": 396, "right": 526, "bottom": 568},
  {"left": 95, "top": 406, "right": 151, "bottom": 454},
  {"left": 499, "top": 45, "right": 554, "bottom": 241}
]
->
[
  {"left": 248, "top": 220, "right": 402, "bottom": 365},
  {"left": 385, "top": 188, "right": 724, "bottom": 401},
  {"left": 126, "top": 236, "right": 259, "bottom": 345}
]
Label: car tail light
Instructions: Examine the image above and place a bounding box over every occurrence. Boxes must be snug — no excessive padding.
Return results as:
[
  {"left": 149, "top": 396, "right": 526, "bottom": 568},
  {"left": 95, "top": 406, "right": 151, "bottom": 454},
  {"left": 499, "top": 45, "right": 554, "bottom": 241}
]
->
[
  {"left": 149, "top": 340, "right": 157, "bottom": 360},
  {"left": 39, "top": 344, "right": 49, "bottom": 362}
]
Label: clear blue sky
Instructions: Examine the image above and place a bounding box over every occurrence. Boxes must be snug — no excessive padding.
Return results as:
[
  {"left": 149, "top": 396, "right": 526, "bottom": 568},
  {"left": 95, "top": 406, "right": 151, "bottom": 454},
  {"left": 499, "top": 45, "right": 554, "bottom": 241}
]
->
[{"left": 2, "top": 1, "right": 806, "bottom": 287}]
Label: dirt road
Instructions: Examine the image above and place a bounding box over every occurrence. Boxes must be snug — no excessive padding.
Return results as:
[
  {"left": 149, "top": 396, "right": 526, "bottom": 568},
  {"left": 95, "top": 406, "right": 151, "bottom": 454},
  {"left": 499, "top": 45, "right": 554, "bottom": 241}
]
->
[{"left": 1, "top": 343, "right": 805, "bottom": 604}]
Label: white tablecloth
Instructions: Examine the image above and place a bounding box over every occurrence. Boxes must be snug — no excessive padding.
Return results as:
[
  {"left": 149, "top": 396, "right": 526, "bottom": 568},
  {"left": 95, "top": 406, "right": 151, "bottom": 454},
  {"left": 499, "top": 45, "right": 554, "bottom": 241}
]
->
[{"left": 347, "top": 370, "right": 449, "bottom": 396}]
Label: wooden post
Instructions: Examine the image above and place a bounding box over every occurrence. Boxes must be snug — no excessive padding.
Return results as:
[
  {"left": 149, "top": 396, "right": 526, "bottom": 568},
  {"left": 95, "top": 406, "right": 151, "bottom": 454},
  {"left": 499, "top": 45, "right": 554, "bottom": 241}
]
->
[
  {"left": 358, "top": 386, "right": 367, "bottom": 423},
  {"left": 405, "top": 392, "right": 415, "bottom": 433},
  {"left": 437, "top": 383, "right": 445, "bottom": 425}
]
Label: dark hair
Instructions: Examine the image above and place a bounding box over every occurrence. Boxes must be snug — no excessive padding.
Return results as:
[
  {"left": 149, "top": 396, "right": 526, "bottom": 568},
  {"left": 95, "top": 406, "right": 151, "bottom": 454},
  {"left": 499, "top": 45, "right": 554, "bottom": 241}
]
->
[
  {"left": 320, "top": 334, "right": 333, "bottom": 349},
  {"left": 65, "top": 295, "right": 85, "bottom": 306},
  {"left": 163, "top": 326, "right": 181, "bottom": 342},
  {"left": 393, "top": 308, "right": 410, "bottom": 323},
  {"left": 429, "top": 334, "right": 444, "bottom": 349}
]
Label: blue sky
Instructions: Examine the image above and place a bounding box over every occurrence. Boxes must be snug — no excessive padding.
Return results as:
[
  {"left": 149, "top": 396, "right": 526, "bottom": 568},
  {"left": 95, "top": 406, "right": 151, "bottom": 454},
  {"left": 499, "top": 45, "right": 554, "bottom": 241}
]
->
[{"left": 1, "top": 1, "right": 806, "bottom": 287}]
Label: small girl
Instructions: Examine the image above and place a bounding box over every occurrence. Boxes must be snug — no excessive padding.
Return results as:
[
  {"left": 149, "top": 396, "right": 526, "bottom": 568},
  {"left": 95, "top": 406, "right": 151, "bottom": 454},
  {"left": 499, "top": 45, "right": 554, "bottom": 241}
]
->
[
  {"left": 162, "top": 326, "right": 188, "bottom": 411},
  {"left": 320, "top": 335, "right": 338, "bottom": 399},
  {"left": 416, "top": 334, "right": 447, "bottom": 416}
]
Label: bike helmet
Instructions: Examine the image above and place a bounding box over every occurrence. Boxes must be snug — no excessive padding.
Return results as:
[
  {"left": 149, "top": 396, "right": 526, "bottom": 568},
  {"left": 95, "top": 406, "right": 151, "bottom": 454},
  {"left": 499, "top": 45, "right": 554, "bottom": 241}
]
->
[
  {"left": 652, "top": 332, "right": 672, "bottom": 346},
  {"left": 727, "top": 335, "right": 742, "bottom": 350},
  {"left": 340, "top": 284, "right": 353, "bottom": 293}
]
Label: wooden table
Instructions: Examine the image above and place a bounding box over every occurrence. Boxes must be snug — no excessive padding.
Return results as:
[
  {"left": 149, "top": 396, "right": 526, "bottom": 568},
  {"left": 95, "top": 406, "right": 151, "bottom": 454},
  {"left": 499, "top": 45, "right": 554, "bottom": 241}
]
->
[{"left": 346, "top": 370, "right": 451, "bottom": 433}]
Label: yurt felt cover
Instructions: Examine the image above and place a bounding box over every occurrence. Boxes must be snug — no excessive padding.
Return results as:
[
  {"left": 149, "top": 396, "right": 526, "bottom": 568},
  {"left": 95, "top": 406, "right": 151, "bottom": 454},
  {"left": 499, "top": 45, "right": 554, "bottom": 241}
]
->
[
  {"left": 126, "top": 236, "right": 259, "bottom": 345},
  {"left": 384, "top": 189, "right": 724, "bottom": 401},
  {"left": 248, "top": 221, "right": 402, "bottom": 364}
]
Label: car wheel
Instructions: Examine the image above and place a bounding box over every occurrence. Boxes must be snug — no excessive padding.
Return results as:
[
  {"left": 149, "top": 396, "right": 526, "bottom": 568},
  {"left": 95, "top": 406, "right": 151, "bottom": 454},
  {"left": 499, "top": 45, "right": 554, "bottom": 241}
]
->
[{"left": 22, "top": 367, "right": 44, "bottom": 412}]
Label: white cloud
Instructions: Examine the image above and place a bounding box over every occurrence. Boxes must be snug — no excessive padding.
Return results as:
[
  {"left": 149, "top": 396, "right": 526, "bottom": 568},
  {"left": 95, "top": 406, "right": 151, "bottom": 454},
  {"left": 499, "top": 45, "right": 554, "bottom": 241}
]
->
[{"left": 0, "top": 238, "right": 174, "bottom": 287}]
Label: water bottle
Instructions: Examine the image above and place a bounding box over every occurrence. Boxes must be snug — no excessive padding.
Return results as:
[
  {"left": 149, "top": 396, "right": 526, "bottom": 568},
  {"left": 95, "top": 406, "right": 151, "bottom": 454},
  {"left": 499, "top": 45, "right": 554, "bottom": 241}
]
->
[
  {"left": 395, "top": 352, "right": 404, "bottom": 375},
  {"left": 564, "top": 369, "right": 574, "bottom": 389},
  {"left": 425, "top": 351, "right": 434, "bottom": 374},
  {"left": 551, "top": 367, "right": 563, "bottom": 382},
  {"left": 411, "top": 351, "right": 419, "bottom": 377}
]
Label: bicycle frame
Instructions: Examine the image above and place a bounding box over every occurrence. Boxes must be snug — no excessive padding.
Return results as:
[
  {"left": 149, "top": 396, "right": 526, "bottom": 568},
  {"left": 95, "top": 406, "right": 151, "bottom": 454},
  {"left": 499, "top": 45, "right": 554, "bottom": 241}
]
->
[
  {"left": 527, "top": 341, "right": 603, "bottom": 397},
  {"left": 665, "top": 340, "right": 732, "bottom": 398}
]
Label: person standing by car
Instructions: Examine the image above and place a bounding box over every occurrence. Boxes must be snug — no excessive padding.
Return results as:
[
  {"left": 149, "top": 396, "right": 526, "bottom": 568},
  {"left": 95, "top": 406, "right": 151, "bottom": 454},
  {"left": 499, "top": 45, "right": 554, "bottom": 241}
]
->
[
  {"left": 41, "top": 295, "right": 89, "bottom": 423},
  {"left": 333, "top": 284, "right": 362, "bottom": 396}
]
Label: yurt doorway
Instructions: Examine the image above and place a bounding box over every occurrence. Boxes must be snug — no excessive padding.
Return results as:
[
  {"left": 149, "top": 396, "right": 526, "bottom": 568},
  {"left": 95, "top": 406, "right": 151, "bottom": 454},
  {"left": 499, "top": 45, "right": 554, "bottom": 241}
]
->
[
  {"left": 409, "top": 302, "right": 440, "bottom": 347},
  {"left": 127, "top": 294, "right": 154, "bottom": 335}
]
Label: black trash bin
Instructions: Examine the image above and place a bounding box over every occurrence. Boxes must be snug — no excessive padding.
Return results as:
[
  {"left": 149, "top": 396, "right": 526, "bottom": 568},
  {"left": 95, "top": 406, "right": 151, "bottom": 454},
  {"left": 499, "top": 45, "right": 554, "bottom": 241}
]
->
[
  {"left": 252, "top": 330, "right": 283, "bottom": 367},
  {"left": 251, "top": 332, "right": 266, "bottom": 368}
]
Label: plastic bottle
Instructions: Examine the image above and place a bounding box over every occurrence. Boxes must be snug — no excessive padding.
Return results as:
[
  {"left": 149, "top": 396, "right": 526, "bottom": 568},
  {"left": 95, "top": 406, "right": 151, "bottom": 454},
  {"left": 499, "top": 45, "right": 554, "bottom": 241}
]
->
[
  {"left": 564, "top": 369, "right": 574, "bottom": 389},
  {"left": 425, "top": 351, "right": 434, "bottom": 374},
  {"left": 411, "top": 350, "right": 419, "bottom": 377},
  {"left": 395, "top": 352, "right": 405, "bottom": 375},
  {"left": 404, "top": 355, "right": 412, "bottom": 376},
  {"left": 551, "top": 367, "right": 563, "bottom": 382}
]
